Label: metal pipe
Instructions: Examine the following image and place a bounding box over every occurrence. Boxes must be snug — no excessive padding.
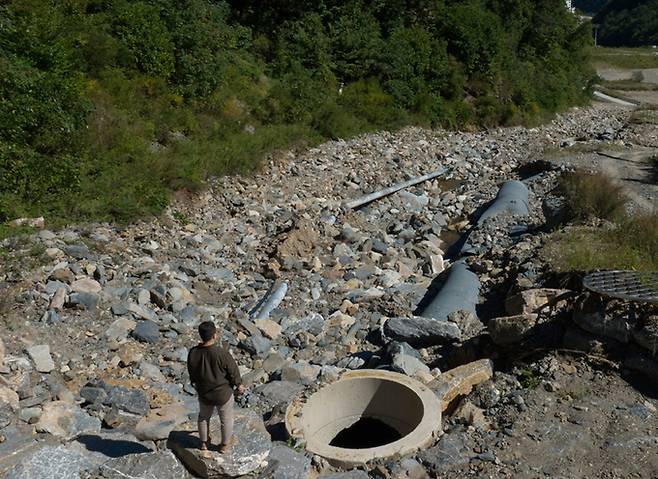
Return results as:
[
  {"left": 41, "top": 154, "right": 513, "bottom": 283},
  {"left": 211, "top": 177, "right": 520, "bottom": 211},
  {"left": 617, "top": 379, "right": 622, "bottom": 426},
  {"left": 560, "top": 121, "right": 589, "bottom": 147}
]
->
[
  {"left": 250, "top": 281, "right": 288, "bottom": 320},
  {"left": 344, "top": 168, "right": 447, "bottom": 210}
]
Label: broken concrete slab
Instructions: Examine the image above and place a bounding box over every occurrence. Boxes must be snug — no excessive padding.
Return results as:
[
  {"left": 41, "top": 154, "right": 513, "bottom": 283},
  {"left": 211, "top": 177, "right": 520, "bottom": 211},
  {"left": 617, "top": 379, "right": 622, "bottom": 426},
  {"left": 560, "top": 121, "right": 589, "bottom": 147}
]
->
[
  {"left": 168, "top": 407, "right": 271, "bottom": 478},
  {"left": 429, "top": 359, "right": 494, "bottom": 410}
]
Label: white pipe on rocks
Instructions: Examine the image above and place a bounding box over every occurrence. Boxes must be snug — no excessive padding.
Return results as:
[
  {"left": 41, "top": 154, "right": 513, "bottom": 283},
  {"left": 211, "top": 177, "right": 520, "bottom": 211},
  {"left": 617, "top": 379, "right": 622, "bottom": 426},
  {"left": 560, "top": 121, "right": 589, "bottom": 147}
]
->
[
  {"left": 250, "top": 281, "right": 288, "bottom": 320},
  {"left": 344, "top": 167, "right": 448, "bottom": 210}
]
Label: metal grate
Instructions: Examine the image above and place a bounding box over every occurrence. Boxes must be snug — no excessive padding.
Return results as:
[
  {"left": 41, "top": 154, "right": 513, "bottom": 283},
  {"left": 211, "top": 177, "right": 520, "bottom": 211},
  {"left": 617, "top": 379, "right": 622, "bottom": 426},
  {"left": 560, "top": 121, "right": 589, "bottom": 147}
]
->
[{"left": 583, "top": 270, "right": 658, "bottom": 304}]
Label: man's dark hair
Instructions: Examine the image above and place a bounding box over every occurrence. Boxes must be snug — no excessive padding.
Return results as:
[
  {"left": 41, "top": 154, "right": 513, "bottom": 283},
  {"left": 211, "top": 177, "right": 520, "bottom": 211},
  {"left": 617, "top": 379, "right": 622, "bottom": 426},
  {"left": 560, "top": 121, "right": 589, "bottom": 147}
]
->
[{"left": 198, "top": 321, "right": 217, "bottom": 342}]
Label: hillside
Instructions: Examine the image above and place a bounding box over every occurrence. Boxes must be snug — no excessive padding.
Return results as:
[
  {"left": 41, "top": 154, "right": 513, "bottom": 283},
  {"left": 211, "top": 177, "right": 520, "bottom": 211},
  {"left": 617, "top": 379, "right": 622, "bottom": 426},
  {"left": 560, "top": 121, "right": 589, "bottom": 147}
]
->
[
  {"left": 594, "top": 0, "right": 658, "bottom": 46},
  {"left": 0, "top": 0, "right": 593, "bottom": 225}
]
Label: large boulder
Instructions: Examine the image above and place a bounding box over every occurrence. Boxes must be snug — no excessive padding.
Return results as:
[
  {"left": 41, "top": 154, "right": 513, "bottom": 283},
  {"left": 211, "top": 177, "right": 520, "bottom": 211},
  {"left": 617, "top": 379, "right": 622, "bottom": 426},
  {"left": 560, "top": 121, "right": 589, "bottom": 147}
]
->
[
  {"left": 3, "top": 444, "right": 97, "bottom": 479},
  {"left": 96, "top": 450, "right": 192, "bottom": 479},
  {"left": 135, "top": 403, "right": 188, "bottom": 441},
  {"left": 35, "top": 401, "right": 101, "bottom": 440},
  {"left": 168, "top": 407, "right": 271, "bottom": 478}
]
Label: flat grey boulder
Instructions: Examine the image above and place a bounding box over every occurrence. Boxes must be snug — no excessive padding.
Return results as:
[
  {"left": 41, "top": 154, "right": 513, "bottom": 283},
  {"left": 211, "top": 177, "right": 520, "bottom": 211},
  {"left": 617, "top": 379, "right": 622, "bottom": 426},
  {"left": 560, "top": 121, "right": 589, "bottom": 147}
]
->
[
  {"left": 96, "top": 451, "right": 192, "bottom": 479},
  {"left": 3, "top": 444, "right": 96, "bottom": 479},
  {"left": 385, "top": 316, "right": 461, "bottom": 346},
  {"left": 168, "top": 407, "right": 271, "bottom": 478}
]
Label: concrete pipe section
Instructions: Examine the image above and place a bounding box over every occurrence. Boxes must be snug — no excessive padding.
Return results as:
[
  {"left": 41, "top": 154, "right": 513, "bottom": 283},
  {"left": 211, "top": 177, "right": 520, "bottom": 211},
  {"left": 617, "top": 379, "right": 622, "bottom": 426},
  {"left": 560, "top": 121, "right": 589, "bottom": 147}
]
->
[
  {"left": 285, "top": 370, "right": 442, "bottom": 468},
  {"left": 418, "top": 260, "right": 480, "bottom": 321}
]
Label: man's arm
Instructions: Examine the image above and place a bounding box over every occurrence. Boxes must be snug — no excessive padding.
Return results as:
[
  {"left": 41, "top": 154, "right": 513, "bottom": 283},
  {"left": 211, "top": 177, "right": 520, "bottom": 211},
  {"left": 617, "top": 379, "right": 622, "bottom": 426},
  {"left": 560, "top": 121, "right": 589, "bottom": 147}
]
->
[{"left": 219, "top": 348, "right": 244, "bottom": 393}]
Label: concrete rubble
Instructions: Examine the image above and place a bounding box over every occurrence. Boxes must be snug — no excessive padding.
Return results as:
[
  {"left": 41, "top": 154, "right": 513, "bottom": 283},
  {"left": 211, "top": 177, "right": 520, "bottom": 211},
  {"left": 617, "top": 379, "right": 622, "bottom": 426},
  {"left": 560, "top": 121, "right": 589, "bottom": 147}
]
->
[{"left": 0, "top": 103, "right": 656, "bottom": 477}]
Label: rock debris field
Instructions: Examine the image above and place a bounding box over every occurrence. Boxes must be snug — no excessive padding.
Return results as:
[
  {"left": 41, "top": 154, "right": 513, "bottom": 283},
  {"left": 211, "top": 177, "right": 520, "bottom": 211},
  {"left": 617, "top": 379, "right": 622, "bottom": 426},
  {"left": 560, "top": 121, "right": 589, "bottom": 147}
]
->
[{"left": 0, "top": 102, "right": 657, "bottom": 478}]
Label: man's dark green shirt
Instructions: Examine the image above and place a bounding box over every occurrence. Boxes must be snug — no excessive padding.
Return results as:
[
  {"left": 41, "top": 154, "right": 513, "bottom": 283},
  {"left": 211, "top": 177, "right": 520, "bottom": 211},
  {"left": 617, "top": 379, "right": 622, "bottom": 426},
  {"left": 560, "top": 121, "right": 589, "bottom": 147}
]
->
[{"left": 187, "top": 343, "right": 241, "bottom": 405}]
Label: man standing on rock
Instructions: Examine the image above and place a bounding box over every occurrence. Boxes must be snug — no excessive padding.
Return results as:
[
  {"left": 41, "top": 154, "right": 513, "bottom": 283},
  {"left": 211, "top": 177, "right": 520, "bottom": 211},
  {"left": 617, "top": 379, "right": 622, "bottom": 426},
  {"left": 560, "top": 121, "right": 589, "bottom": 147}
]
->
[{"left": 187, "top": 321, "right": 245, "bottom": 453}]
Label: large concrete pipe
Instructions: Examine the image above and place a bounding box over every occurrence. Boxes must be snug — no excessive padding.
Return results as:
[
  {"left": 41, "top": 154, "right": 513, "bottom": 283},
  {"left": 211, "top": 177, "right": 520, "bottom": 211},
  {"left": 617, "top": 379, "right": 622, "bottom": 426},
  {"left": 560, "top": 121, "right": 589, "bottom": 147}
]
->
[
  {"left": 417, "top": 261, "right": 480, "bottom": 321},
  {"left": 476, "top": 180, "right": 529, "bottom": 224},
  {"left": 285, "top": 370, "right": 442, "bottom": 468}
]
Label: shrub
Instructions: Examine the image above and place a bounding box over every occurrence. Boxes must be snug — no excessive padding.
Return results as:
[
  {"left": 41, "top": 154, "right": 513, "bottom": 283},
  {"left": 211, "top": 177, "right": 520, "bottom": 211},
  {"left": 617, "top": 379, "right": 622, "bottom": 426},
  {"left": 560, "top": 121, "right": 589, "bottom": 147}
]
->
[{"left": 558, "top": 170, "right": 628, "bottom": 221}]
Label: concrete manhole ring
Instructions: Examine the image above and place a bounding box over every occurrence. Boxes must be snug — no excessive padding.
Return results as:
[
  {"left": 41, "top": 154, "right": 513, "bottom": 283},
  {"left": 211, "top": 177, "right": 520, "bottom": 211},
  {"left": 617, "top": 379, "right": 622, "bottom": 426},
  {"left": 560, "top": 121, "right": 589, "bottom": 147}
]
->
[{"left": 285, "top": 369, "right": 443, "bottom": 467}]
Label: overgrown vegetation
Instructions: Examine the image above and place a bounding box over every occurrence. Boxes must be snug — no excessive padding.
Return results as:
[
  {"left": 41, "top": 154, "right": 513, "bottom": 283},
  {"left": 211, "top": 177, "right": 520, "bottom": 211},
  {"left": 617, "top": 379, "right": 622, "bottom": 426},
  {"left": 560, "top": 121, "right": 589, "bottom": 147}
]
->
[
  {"left": 559, "top": 170, "right": 628, "bottom": 222},
  {"left": 594, "top": 0, "right": 658, "bottom": 47},
  {"left": 544, "top": 171, "right": 658, "bottom": 273},
  {"left": 0, "top": 0, "right": 594, "bottom": 224},
  {"left": 590, "top": 47, "right": 658, "bottom": 70}
]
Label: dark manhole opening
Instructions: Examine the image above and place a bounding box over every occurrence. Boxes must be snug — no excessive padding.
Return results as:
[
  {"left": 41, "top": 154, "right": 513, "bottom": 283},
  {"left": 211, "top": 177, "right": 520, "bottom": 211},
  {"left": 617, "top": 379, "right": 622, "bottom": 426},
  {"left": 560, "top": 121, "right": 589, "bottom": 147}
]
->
[{"left": 329, "top": 417, "right": 402, "bottom": 449}]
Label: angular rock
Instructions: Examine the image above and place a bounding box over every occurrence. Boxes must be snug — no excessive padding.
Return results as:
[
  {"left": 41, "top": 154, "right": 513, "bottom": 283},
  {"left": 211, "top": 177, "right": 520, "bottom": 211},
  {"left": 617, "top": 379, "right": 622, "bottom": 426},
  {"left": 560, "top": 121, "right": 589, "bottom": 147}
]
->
[
  {"left": 265, "top": 444, "right": 312, "bottom": 479},
  {"left": 71, "top": 278, "right": 102, "bottom": 294},
  {"left": 68, "top": 292, "right": 99, "bottom": 311},
  {"left": 240, "top": 335, "right": 271, "bottom": 356},
  {"left": 135, "top": 403, "right": 187, "bottom": 441},
  {"left": 97, "top": 450, "right": 192, "bottom": 479},
  {"left": 168, "top": 408, "right": 271, "bottom": 478},
  {"left": 132, "top": 320, "right": 160, "bottom": 343},
  {"left": 0, "top": 385, "right": 19, "bottom": 412},
  {"left": 418, "top": 431, "right": 472, "bottom": 473},
  {"left": 49, "top": 288, "right": 67, "bottom": 310},
  {"left": 62, "top": 244, "right": 90, "bottom": 259},
  {"left": 391, "top": 353, "right": 430, "bottom": 377},
  {"left": 280, "top": 362, "right": 321, "bottom": 386},
  {"left": 385, "top": 316, "right": 461, "bottom": 347},
  {"left": 105, "top": 385, "right": 150, "bottom": 416},
  {"left": 254, "top": 319, "right": 282, "bottom": 340},
  {"left": 391, "top": 458, "right": 430, "bottom": 479},
  {"left": 255, "top": 381, "right": 305, "bottom": 405},
  {"left": 429, "top": 359, "right": 494, "bottom": 411},
  {"left": 488, "top": 314, "right": 538, "bottom": 346},
  {"left": 139, "top": 362, "right": 166, "bottom": 382},
  {"left": 26, "top": 345, "right": 55, "bottom": 373},
  {"left": 3, "top": 444, "right": 97, "bottom": 479},
  {"left": 35, "top": 401, "right": 101, "bottom": 440},
  {"left": 505, "top": 288, "right": 569, "bottom": 315},
  {"left": 572, "top": 297, "right": 630, "bottom": 343},
  {"left": 105, "top": 318, "right": 136, "bottom": 342},
  {"left": 632, "top": 315, "right": 658, "bottom": 354}
]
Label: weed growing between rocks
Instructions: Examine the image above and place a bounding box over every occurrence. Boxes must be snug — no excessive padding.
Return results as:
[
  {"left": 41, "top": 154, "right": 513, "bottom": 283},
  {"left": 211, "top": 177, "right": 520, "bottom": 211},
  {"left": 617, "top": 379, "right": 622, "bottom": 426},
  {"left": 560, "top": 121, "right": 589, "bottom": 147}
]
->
[{"left": 558, "top": 170, "right": 628, "bottom": 222}]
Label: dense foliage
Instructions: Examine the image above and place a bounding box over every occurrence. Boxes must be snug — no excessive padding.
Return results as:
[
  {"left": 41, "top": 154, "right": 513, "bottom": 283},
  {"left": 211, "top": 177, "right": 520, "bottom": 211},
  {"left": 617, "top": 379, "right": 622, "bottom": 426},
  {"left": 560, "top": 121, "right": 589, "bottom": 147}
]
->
[
  {"left": 0, "top": 0, "right": 593, "bottom": 223},
  {"left": 594, "top": 0, "right": 658, "bottom": 47}
]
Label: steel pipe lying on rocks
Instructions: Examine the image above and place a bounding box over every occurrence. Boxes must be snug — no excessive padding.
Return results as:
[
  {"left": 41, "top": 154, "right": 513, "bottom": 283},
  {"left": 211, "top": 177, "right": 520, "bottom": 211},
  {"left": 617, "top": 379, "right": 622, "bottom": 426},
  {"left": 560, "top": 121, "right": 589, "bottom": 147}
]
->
[
  {"left": 249, "top": 281, "right": 288, "bottom": 320},
  {"left": 344, "top": 167, "right": 447, "bottom": 210},
  {"left": 417, "top": 261, "right": 480, "bottom": 322}
]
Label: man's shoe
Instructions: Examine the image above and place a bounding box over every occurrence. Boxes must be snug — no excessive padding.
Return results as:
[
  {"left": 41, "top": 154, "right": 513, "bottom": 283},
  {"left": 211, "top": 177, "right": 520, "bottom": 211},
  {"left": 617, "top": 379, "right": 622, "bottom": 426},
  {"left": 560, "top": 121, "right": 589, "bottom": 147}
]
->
[{"left": 218, "top": 435, "right": 236, "bottom": 454}]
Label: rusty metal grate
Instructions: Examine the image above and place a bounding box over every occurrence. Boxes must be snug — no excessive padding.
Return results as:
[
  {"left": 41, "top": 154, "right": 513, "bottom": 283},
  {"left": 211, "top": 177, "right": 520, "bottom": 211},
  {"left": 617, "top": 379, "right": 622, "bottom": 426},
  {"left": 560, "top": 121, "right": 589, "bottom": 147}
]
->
[{"left": 583, "top": 270, "right": 658, "bottom": 303}]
